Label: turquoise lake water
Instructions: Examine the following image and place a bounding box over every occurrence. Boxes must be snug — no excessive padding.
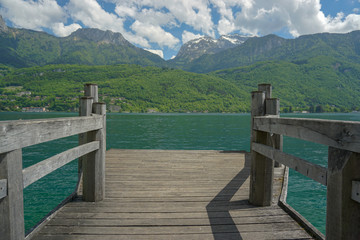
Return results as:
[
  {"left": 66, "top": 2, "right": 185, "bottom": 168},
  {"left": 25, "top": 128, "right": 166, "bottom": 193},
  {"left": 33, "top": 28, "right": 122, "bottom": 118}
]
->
[{"left": 1, "top": 112, "right": 360, "bottom": 234}]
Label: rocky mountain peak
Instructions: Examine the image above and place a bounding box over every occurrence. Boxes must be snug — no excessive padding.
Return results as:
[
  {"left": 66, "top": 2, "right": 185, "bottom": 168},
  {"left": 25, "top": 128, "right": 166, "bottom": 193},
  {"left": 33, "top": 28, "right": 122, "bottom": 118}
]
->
[
  {"left": 0, "top": 15, "right": 8, "bottom": 32},
  {"left": 69, "top": 28, "right": 132, "bottom": 47},
  {"left": 173, "top": 34, "right": 250, "bottom": 63}
]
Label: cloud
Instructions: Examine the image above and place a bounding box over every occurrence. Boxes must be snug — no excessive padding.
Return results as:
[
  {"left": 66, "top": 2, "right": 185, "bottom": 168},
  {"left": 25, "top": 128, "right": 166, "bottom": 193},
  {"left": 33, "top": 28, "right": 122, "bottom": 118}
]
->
[
  {"left": 131, "top": 20, "right": 179, "bottom": 48},
  {"left": 144, "top": 49, "right": 164, "bottom": 58},
  {"left": 182, "top": 30, "right": 204, "bottom": 43},
  {"left": 67, "top": 0, "right": 124, "bottom": 33},
  {"left": 52, "top": 22, "right": 82, "bottom": 37},
  {"left": 66, "top": 0, "right": 151, "bottom": 47},
  {"left": 0, "top": 0, "right": 74, "bottom": 34},
  {"left": 215, "top": 0, "right": 360, "bottom": 37}
]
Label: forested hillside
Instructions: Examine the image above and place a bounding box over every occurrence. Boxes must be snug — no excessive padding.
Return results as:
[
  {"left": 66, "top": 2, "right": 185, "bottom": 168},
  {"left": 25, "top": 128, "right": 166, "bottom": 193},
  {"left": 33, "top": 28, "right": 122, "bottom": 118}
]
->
[{"left": 1, "top": 60, "right": 359, "bottom": 113}]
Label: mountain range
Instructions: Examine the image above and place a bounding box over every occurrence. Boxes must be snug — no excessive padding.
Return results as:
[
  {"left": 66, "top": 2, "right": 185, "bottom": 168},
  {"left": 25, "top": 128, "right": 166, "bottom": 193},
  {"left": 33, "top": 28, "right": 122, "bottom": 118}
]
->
[
  {"left": 0, "top": 16, "right": 165, "bottom": 68},
  {"left": 1, "top": 15, "right": 360, "bottom": 113},
  {"left": 1, "top": 15, "right": 360, "bottom": 74}
]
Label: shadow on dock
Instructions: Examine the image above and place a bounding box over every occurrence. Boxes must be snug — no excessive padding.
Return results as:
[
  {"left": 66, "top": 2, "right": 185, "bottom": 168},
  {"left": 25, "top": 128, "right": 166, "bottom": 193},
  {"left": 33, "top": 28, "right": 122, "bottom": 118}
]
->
[{"left": 206, "top": 153, "right": 251, "bottom": 240}]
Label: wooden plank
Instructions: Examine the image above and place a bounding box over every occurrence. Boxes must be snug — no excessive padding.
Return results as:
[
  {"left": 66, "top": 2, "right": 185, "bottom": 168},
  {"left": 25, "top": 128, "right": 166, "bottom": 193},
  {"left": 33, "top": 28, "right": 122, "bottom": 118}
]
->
[
  {"left": 22, "top": 141, "right": 100, "bottom": 188},
  {"left": 46, "top": 215, "right": 297, "bottom": 226},
  {"left": 33, "top": 230, "right": 313, "bottom": 240},
  {"left": 35, "top": 222, "right": 306, "bottom": 235},
  {"left": 30, "top": 149, "right": 312, "bottom": 240},
  {"left": 0, "top": 115, "right": 103, "bottom": 154},
  {"left": 352, "top": 181, "right": 360, "bottom": 203},
  {"left": 326, "top": 147, "right": 360, "bottom": 239},
  {"left": 0, "top": 149, "right": 25, "bottom": 240},
  {"left": 253, "top": 116, "right": 360, "bottom": 153},
  {"left": 252, "top": 142, "right": 327, "bottom": 185},
  {"left": 0, "top": 179, "right": 7, "bottom": 199}
]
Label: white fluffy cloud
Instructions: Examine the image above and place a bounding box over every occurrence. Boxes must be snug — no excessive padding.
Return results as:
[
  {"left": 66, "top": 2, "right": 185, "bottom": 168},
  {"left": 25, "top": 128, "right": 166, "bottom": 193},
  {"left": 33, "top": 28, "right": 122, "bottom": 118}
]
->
[
  {"left": 145, "top": 49, "right": 164, "bottom": 58},
  {"left": 66, "top": 0, "right": 150, "bottom": 47},
  {"left": 131, "top": 20, "right": 179, "bottom": 48},
  {"left": 182, "top": 30, "right": 203, "bottom": 43},
  {"left": 52, "top": 22, "right": 81, "bottom": 37},
  {"left": 67, "top": 0, "right": 123, "bottom": 33},
  {"left": 1, "top": 0, "right": 360, "bottom": 56},
  {"left": 0, "top": 0, "right": 78, "bottom": 36},
  {"left": 110, "top": 0, "right": 214, "bottom": 36},
  {"left": 212, "top": 0, "right": 360, "bottom": 37}
]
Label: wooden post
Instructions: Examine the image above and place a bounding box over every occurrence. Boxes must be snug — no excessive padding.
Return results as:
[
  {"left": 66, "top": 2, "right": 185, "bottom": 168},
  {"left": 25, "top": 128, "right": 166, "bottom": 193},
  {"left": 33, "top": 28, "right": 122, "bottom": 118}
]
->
[
  {"left": 84, "top": 84, "right": 98, "bottom": 102},
  {"left": 83, "top": 102, "right": 106, "bottom": 202},
  {"left": 249, "top": 90, "right": 273, "bottom": 206},
  {"left": 326, "top": 147, "right": 360, "bottom": 239},
  {"left": 266, "top": 98, "right": 283, "bottom": 167},
  {"left": 258, "top": 83, "right": 272, "bottom": 99},
  {"left": 78, "top": 97, "right": 94, "bottom": 193},
  {"left": 0, "top": 149, "right": 24, "bottom": 240}
]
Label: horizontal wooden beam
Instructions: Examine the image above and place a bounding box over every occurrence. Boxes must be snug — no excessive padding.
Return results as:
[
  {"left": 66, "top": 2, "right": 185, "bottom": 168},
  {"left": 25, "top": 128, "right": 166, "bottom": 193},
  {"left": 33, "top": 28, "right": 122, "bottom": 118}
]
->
[
  {"left": 23, "top": 141, "right": 100, "bottom": 188},
  {"left": 0, "top": 115, "right": 103, "bottom": 154},
  {"left": 252, "top": 142, "right": 327, "bottom": 185},
  {"left": 352, "top": 181, "right": 360, "bottom": 204},
  {"left": 253, "top": 116, "right": 360, "bottom": 153},
  {"left": 0, "top": 179, "right": 7, "bottom": 199}
]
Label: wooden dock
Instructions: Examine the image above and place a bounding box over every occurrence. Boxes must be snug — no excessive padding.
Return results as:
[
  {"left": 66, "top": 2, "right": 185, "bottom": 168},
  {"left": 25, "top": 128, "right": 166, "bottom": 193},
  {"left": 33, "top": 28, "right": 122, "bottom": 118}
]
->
[
  {"left": 31, "top": 149, "right": 313, "bottom": 240},
  {"left": 3, "top": 83, "right": 360, "bottom": 240}
]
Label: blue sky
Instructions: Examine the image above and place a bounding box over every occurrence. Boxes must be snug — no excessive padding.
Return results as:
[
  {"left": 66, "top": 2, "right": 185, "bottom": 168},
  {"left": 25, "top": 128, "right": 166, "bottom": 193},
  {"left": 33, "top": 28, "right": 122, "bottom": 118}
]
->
[{"left": 1, "top": 0, "right": 360, "bottom": 60}]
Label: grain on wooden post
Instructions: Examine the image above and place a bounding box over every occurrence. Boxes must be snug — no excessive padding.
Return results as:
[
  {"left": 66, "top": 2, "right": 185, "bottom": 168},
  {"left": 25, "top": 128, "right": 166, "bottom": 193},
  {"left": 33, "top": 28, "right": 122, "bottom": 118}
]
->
[
  {"left": 83, "top": 102, "right": 106, "bottom": 202},
  {"left": 84, "top": 84, "right": 98, "bottom": 102},
  {"left": 266, "top": 98, "right": 283, "bottom": 168},
  {"left": 249, "top": 90, "right": 273, "bottom": 206},
  {"left": 258, "top": 83, "right": 272, "bottom": 99},
  {"left": 78, "top": 96, "right": 94, "bottom": 194},
  {"left": 0, "top": 149, "right": 24, "bottom": 240},
  {"left": 326, "top": 147, "right": 360, "bottom": 240}
]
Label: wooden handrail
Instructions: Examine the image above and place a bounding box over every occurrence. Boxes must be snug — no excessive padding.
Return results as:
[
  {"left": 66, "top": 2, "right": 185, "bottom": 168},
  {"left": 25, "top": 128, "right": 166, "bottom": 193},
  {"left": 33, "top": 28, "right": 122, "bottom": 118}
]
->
[
  {"left": 22, "top": 141, "right": 100, "bottom": 188},
  {"left": 252, "top": 142, "right": 327, "bottom": 185},
  {"left": 0, "top": 84, "right": 106, "bottom": 240},
  {"left": 253, "top": 116, "right": 360, "bottom": 153},
  {"left": 0, "top": 115, "right": 103, "bottom": 154},
  {"left": 249, "top": 83, "right": 360, "bottom": 240}
]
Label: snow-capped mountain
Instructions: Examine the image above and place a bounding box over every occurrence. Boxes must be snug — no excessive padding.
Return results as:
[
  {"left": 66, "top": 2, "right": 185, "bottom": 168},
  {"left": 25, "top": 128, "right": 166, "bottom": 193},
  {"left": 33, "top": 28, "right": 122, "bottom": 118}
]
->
[{"left": 172, "top": 34, "right": 250, "bottom": 63}]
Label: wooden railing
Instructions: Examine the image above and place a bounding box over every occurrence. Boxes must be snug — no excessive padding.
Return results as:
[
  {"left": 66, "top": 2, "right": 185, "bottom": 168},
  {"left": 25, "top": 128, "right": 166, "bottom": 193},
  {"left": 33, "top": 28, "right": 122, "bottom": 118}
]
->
[
  {"left": 0, "top": 84, "right": 106, "bottom": 240},
  {"left": 249, "top": 84, "right": 360, "bottom": 240}
]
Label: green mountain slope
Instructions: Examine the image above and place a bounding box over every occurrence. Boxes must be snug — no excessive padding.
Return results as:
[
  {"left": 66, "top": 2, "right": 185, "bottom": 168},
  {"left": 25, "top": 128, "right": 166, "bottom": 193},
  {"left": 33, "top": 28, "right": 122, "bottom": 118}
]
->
[
  {"left": 1, "top": 59, "right": 360, "bottom": 113},
  {"left": 211, "top": 56, "right": 360, "bottom": 111},
  {"left": 181, "top": 31, "right": 360, "bottom": 73},
  {"left": 0, "top": 64, "right": 249, "bottom": 112},
  {"left": 0, "top": 27, "right": 166, "bottom": 68}
]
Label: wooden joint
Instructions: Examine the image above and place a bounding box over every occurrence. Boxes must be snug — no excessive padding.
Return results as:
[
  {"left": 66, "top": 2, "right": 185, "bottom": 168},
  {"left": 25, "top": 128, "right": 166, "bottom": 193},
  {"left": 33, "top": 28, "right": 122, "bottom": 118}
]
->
[{"left": 352, "top": 181, "right": 360, "bottom": 203}]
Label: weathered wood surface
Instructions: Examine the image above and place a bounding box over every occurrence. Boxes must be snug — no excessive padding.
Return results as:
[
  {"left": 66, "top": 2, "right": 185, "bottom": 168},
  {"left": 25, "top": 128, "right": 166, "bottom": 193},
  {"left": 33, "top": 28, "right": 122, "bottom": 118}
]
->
[
  {"left": 31, "top": 149, "right": 313, "bottom": 240},
  {"left": 23, "top": 141, "right": 100, "bottom": 188},
  {"left": 0, "top": 149, "right": 24, "bottom": 240},
  {"left": 249, "top": 90, "right": 274, "bottom": 206},
  {"left": 352, "top": 181, "right": 360, "bottom": 203},
  {"left": 0, "top": 178, "right": 7, "bottom": 199},
  {"left": 326, "top": 147, "right": 360, "bottom": 239},
  {"left": 83, "top": 103, "right": 106, "bottom": 202},
  {"left": 0, "top": 115, "right": 103, "bottom": 154},
  {"left": 252, "top": 142, "right": 327, "bottom": 185},
  {"left": 253, "top": 116, "right": 360, "bottom": 153}
]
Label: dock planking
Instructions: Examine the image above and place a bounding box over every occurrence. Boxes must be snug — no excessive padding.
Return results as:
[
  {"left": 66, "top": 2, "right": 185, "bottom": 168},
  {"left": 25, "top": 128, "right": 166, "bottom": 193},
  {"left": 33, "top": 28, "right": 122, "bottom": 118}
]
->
[{"left": 31, "top": 149, "right": 313, "bottom": 240}]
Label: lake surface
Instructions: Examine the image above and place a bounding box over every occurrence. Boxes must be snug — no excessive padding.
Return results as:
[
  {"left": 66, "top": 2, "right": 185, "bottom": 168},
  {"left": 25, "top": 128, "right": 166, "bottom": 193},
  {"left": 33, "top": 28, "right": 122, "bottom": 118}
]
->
[{"left": 1, "top": 112, "right": 360, "bottom": 234}]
